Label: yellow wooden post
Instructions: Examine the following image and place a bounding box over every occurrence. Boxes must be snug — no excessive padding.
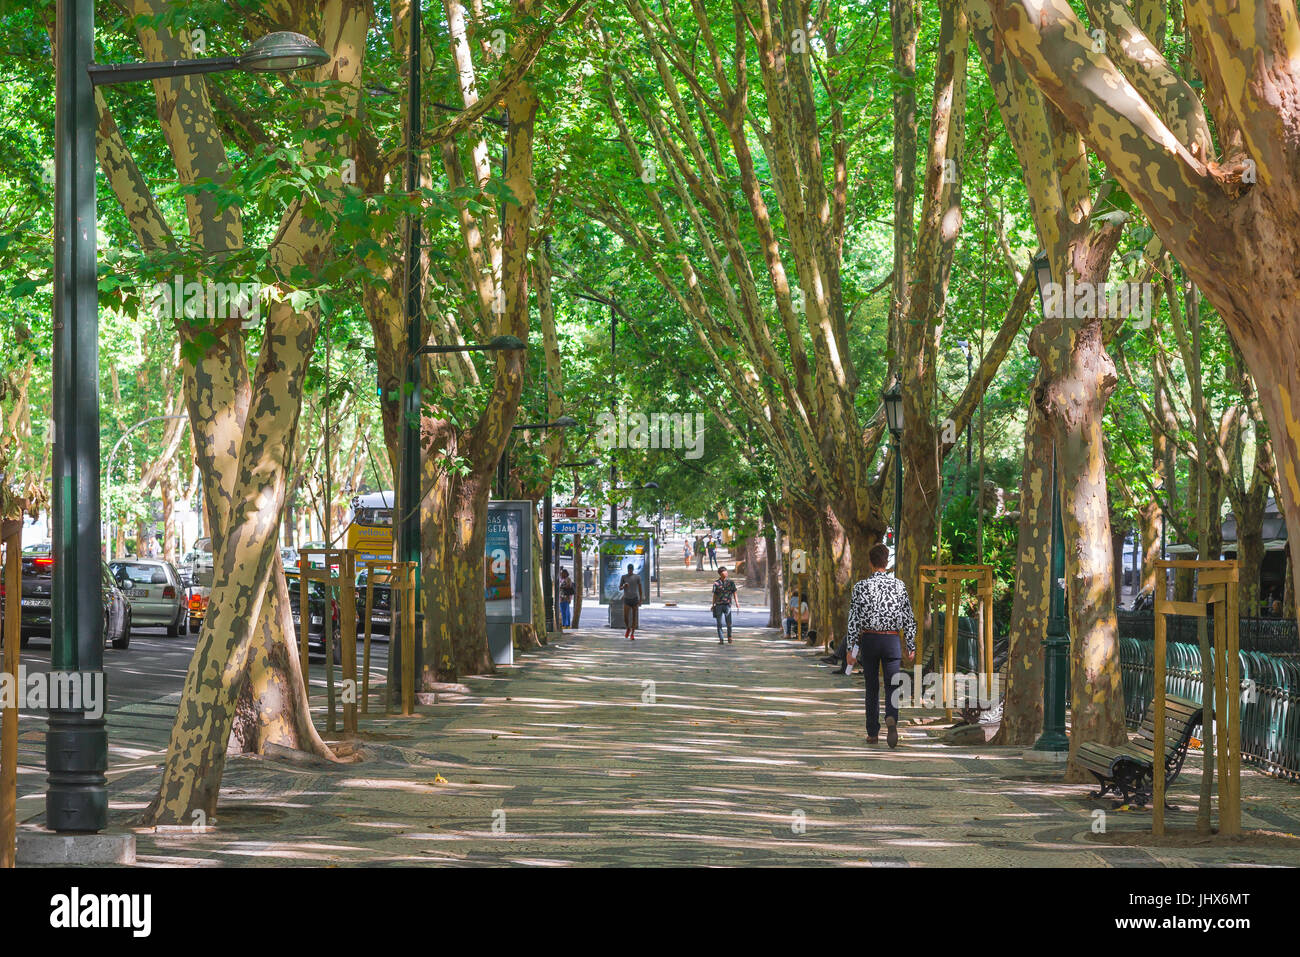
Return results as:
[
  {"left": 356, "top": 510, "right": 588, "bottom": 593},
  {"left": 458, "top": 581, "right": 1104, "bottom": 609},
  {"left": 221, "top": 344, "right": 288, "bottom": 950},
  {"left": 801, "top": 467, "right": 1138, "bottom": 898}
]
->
[
  {"left": 1227, "top": 576, "right": 1243, "bottom": 834},
  {"left": 341, "top": 551, "right": 357, "bottom": 734},
  {"left": 982, "top": 568, "right": 993, "bottom": 700},
  {"left": 299, "top": 561, "right": 310, "bottom": 685},
  {"left": 1153, "top": 567, "right": 1168, "bottom": 837},
  {"left": 362, "top": 567, "right": 376, "bottom": 715},
  {"left": 943, "top": 578, "right": 958, "bottom": 721},
  {"left": 1, "top": 526, "right": 22, "bottom": 869},
  {"left": 402, "top": 562, "right": 416, "bottom": 716}
]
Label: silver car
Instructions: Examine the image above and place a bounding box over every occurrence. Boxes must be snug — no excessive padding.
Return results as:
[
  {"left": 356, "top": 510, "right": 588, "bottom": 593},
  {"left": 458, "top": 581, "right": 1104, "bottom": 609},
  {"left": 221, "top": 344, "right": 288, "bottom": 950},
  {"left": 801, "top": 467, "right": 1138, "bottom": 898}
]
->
[{"left": 109, "top": 559, "right": 188, "bottom": 636}]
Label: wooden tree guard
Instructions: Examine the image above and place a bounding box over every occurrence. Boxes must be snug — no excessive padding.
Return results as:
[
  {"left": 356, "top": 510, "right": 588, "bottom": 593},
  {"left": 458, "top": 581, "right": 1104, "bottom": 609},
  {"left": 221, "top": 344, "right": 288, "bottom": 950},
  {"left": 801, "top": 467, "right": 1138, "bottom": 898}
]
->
[
  {"left": 1152, "top": 559, "right": 1242, "bottom": 837},
  {"left": 918, "top": 565, "right": 994, "bottom": 720},
  {"left": 299, "top": 548, "right": 358, "bottom": 734},
  {"left": 356, "top": 560, "right": 417, "bottom": 717},
  {"left": 0, "top": 521, "right": 22, "bottom": 869}
]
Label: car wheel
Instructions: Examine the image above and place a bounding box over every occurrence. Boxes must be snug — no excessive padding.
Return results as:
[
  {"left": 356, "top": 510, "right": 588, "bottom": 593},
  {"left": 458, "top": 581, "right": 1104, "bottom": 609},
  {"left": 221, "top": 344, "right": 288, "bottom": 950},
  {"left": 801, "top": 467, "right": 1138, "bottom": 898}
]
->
[
  {"left": 112, "top": 610, "right": 131, "bottom": 650},
  {"left": 166, "top": 608, "right": 183, "bottom": 638},
  {"left": 188, "top": 617, "right": 200, "bottom": 634}
]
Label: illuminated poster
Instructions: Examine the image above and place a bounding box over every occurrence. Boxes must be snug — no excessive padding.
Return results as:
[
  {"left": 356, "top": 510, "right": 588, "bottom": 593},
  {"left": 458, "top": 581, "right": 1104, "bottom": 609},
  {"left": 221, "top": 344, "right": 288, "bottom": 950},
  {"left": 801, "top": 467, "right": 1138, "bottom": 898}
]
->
[
  {"left": 599, "top": 536, "right": 649, "bottom": 605},
  {"left": 485, "top": 507, "right": 523, "bottom": 618}
]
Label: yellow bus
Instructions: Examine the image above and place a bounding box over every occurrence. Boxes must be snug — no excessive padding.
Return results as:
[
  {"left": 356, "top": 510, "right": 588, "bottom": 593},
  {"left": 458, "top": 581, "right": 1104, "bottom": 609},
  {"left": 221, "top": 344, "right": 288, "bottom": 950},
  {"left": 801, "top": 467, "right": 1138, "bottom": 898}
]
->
[{"left": 346, "top": 490, "right": 395, "bottom": 567}]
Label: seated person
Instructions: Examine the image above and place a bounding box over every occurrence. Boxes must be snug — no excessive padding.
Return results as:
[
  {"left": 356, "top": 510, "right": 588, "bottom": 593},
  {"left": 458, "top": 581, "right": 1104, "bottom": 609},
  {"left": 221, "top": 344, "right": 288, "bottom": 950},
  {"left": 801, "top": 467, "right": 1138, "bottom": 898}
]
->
[{"left": 784, "top": 591, "right": 810, "bottom": 637}]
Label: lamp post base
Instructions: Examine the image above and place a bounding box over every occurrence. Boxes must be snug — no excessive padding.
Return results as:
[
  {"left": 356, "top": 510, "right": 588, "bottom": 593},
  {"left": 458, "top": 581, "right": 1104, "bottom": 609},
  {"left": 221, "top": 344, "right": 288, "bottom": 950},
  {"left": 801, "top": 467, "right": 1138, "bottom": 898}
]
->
[
  {"left": 1022, "top": 746, "right": 1070, "bottom": 764},
  {"left": 17, "top": 829, "right": 135, "bottom": 865}
]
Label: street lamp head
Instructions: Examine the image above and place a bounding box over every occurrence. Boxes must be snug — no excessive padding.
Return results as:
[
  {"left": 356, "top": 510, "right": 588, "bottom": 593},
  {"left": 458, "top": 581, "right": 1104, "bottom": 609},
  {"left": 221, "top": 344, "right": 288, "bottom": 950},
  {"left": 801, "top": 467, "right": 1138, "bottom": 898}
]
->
[
  {"left": 562, "top": 458, "right": 599, "bottom": 468},
  {"left": 643, "top": 482, "right": 660, "bottom": 490},
  {"left": 554, "top": 415, "right": 579, "bottom": 428},
  {"left": 487, "top": 334, "right": 527, "bottom": 351},
  {"left": 239, "top": 32, "right": 332, "bottom": 72},
  {"left": 956, "top": 339, "right": 970, "bottom": 358},
  {"left": 881, "top": 382, "right": 904, "bottom": 437}
]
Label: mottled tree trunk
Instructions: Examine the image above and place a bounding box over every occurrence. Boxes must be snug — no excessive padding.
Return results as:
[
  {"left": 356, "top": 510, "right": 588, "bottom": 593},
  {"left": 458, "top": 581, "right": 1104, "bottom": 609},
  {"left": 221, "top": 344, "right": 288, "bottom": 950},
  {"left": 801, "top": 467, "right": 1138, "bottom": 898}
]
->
[
  {"left": 1236, "top": 502, "right": 1266, "bottom": 615},
  {"left": 146, "top": 304, "right": 324, "bottom": 825},
  {"left": 1138, "top": 500, "right": 1161, "bottom": 597},
  {"left": 766, "top": 528, "right": 782, "bottom": 628},
  {"left": 991, "top": 387, "right": 1050, "bottom": 745},
  {"left": 816, "top": 498, "right": 854, "bottom": 648},
  {"left": 1032, "top": 259, "right": 1128, "bottom": 778},
  {"left": 229, "top": 565, "right": 333, "bottom": 755}
]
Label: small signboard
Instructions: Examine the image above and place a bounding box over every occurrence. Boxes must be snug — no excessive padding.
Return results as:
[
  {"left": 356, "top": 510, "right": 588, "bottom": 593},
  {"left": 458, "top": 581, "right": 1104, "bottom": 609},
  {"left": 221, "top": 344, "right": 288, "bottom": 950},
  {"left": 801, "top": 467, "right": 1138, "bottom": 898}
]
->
[
  {"left": 555, "top": 506, "right": 600, "bottom": 520},
  {"left": 553, "top": 521, "right": 600, "bottom": 535}
]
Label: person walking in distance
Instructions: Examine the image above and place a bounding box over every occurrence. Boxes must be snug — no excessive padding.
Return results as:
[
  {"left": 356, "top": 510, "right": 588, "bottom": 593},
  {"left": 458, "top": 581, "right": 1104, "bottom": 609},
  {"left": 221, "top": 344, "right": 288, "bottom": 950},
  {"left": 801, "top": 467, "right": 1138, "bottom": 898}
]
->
[
  {"left": 558, "top": 568, "right": 575, "bottom": 628},
  {"left": 619, "top": 563, "right": 643, "bottom": 640},
  {"left": 695, "top": 536, "right": 705, "bottom": 572},
  {"left": 711, "top": 566, "right": 740, "bottom": 644},
  {"left": 706, "top": 537, "right": 718, "bottom": 570},
  {"left": 683, "top": 539, "right": 692, "bottom": 568},
  {"left": 845, "top": 543, "right": 917, "bottom": 748}
]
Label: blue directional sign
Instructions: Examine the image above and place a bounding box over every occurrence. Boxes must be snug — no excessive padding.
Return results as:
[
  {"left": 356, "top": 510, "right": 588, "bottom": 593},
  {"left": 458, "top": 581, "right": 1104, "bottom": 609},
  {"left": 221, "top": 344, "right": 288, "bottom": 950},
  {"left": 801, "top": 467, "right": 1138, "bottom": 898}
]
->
[{"left": 553, "top": 521, "right": 600, "bottom": 535}]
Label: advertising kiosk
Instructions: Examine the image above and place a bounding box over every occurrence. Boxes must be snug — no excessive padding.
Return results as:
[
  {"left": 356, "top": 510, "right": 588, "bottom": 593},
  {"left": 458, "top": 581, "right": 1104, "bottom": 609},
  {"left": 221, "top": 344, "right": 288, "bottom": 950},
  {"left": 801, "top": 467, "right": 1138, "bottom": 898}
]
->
[
  {"left": 599, "top": 533, "right": 651, "bottom": 629},
  {"left": 485, "top": 500, "right": 533, "bottom": 665}
]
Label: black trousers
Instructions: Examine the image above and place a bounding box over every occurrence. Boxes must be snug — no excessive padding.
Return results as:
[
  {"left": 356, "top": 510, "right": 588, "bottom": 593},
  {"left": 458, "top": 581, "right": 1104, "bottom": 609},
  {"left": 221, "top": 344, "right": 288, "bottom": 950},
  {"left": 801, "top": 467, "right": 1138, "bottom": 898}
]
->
[{"left": 859, "top": 631, "right": 901, "bottom": 737}]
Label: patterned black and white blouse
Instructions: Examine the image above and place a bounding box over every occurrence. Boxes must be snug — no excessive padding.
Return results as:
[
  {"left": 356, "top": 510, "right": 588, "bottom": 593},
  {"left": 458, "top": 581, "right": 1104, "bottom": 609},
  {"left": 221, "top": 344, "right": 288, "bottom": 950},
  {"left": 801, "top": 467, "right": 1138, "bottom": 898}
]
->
[{"left": 845, "top": 571, "right": 917, "bottom": 657}]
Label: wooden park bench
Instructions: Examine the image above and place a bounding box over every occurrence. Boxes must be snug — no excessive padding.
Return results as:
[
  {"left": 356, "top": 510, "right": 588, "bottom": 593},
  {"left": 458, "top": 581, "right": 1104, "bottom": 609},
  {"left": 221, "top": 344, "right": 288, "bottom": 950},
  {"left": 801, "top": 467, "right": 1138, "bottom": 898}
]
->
[{"left": 1076, "top": 694, "right": 1205, "bottom": 807}]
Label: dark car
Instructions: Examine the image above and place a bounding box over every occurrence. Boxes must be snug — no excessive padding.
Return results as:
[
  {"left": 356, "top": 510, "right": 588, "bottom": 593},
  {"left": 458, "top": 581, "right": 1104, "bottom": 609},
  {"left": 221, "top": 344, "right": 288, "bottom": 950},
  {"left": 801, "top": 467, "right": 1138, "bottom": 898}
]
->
[
  {"left": 354, "top": 567, "right": 392, "bottom": 640},
  {"left": 1, "top": 556, "right": 132, "bottom": 650},
  {"left": 287, "top": 574, "right": 342, "bottom": 663}
]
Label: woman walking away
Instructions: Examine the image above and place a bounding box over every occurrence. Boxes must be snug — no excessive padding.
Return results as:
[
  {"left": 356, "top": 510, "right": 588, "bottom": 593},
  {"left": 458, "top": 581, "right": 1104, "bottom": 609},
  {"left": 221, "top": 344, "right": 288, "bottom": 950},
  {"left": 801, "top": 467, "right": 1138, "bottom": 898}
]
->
[
  {"left": 845, "top": 544, "right": 917, "bottom": 748},
  {"left": 619, "top": 563, "right": 643, "bottom": 640},
  {"left": 558, "top": 568, "right": 575, "bottom": 628},
  {"left": 683, "top": 539, "right": 692, "bottom": 568},
  {"left": 711, "top": 566, "right": 741, "bottom": 644},
  {"left": 706, "top": 537, "right": 718, "bottom": 570}
]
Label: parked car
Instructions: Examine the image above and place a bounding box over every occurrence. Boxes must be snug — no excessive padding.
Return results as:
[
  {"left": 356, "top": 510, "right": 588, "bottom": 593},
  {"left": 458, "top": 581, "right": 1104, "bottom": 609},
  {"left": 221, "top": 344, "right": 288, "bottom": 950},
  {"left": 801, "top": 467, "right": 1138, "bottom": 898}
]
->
[
  {"left": 109, "top": 559, "right": 189, "bottom": 636},
  {"left": 178, "top": 537, "right": 213, "bottom": 581},
  {"left": 297, "top": 542, "right": 329, "bottom": 569},
  {"left": 279, "top": 546, "right": 300, "bottom": 569},
  {"left": 354, "top": 566, "right": 392, "bottom": 639},
  {"left": 1, "top": 555, "right": 132, "bottom": 649},
  {"left": 287, "top": 573, "right": 342, "bottom": 663},
  {"left": 187, "top": 561, "right": 214, "bottom": 634}
]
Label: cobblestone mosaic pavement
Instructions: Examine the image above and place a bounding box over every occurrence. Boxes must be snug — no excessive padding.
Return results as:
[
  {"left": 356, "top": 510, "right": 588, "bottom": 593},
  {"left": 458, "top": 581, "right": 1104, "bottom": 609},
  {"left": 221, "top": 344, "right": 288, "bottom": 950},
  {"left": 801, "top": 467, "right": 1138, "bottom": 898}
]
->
[
  {"left": 68, "top": 618, "right": 1300, "bottom": 867},
  {"left": 17, "top": 544, "right": 1300, "bottom": 866}
]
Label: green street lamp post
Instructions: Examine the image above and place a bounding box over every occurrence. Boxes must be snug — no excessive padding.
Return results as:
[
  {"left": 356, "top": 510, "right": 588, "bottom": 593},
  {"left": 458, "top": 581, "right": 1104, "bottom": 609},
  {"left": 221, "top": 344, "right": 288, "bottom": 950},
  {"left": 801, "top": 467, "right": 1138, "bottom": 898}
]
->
[
  {"left": 52, "top": 0, "right": 327, "bottom": 833},
  {"left": 1029, "top": 249, "right": 1071, "bottom": 755},
  {"left": 881, "top": 382, "right": 904, "bottom": 554},
  {"left": 1032, "top": 450, "right": 1072, "bottom": 753}
]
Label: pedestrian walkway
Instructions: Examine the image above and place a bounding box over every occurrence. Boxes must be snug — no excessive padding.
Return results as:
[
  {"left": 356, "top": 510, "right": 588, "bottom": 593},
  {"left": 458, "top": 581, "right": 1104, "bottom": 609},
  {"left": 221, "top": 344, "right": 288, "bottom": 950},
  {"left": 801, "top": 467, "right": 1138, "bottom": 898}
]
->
[{"left": 77, "top": 618, "right": 1300, "bottom": 867}]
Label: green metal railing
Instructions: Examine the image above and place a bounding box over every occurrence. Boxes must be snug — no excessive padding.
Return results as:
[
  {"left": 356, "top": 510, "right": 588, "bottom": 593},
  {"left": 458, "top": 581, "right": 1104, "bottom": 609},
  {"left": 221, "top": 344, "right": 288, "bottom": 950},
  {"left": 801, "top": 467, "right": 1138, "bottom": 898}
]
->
[
  {"left": 1119, "top": 636, "right": 1300, "bottom": 781},
  {"left": 1118, "top": 612, "right": 1299, "bottom": 655}
]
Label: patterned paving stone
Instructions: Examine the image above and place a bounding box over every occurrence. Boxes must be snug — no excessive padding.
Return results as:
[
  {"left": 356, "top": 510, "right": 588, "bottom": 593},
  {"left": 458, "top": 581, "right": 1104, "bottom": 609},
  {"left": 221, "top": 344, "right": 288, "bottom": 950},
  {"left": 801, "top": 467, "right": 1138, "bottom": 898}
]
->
[{"left": 16, "top": 619, "right": 1279, "bottom": 866}]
